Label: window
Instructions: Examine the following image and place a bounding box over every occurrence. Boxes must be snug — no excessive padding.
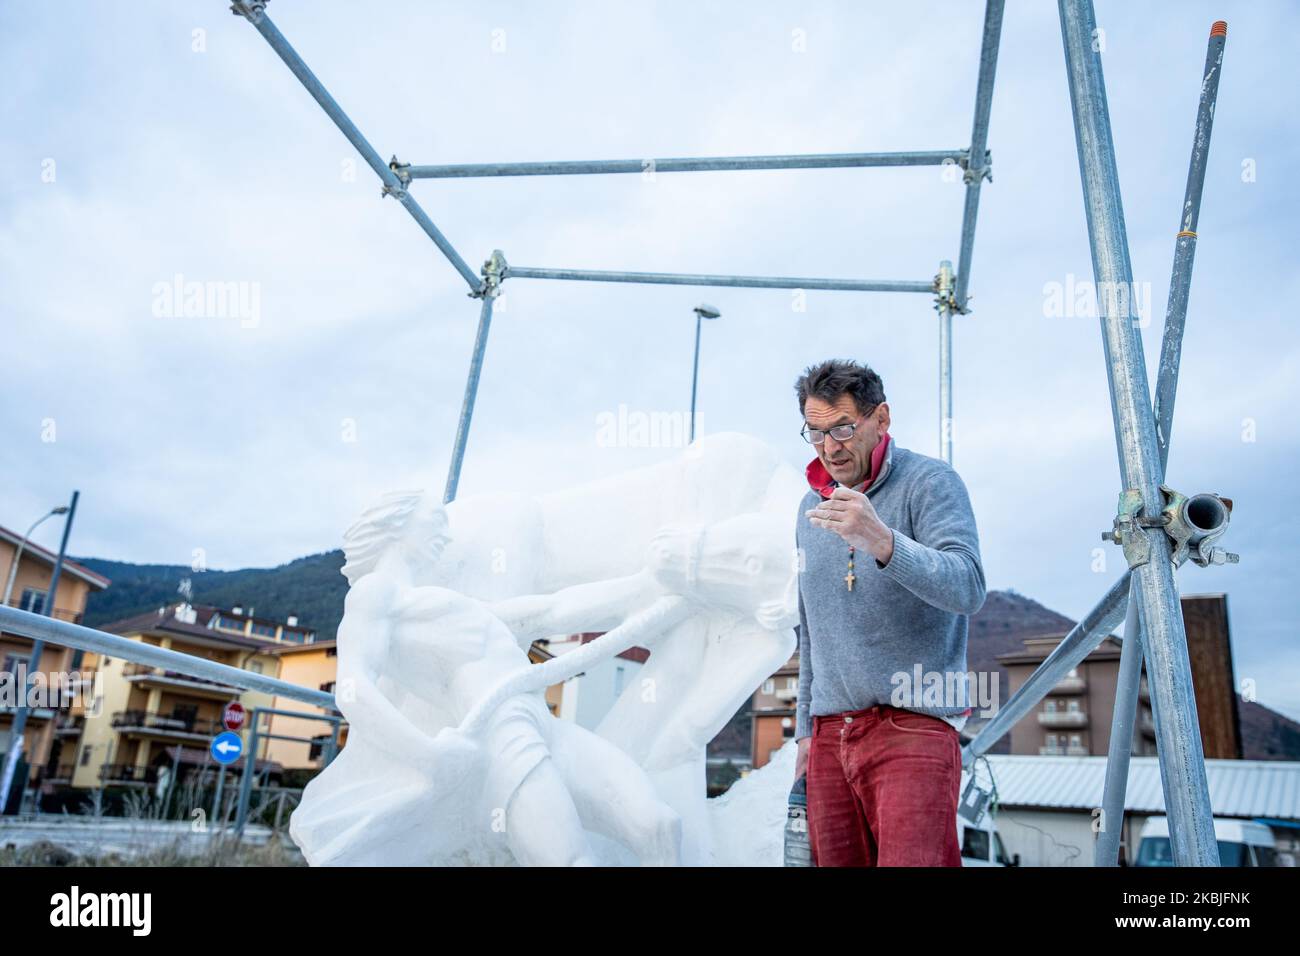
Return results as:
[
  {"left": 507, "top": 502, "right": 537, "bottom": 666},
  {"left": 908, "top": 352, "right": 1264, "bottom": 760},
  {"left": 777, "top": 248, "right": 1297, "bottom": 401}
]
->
[
  {"left": 1069, "top": 734, "right": 1082, "bottom": 748},
  {"left": 19, "top": 588, "right": 47, "bottom": 614},
  {"left": 1067, "top": 699, "right": 1080, "bottom": 712},
  {"left": 280, "top": 629, "right": 306, "bottom": 644},
  {"left": 325, "top": 647, "right": 337, "bottom": 658},
  {"left": 762, "top": 679, "right": 774, "bottom": 695},
  {"left": 320, "top": 681, "right": 336, "bottom": 693},
  {"left": 785, "top": 677, "right": 797, "bottom": 691},
  {"left": 1045, "top": 734, "right": 1058, "bottom": 748},
  {"left": 79, "top": 745, "right": 92, "bottom": 766},
  {"left": 961, "top": 827, "right": 990, "bottom": 861},
  {"left": 1044, "top": 699, "right": 1057, "bottom": 713},
  {"left": 248, "top": 661, "right": 264, "bottom": 674},
  {"left": 250, "top": 623, "right": 276, "bottom": 638}
]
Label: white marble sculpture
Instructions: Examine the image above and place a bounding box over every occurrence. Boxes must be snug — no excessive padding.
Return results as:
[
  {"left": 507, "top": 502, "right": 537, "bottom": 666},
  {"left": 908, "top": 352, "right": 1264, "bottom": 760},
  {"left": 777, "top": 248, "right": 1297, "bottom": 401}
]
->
[{"left": 289, "top": 432, "right": 806, "bottom": 866}]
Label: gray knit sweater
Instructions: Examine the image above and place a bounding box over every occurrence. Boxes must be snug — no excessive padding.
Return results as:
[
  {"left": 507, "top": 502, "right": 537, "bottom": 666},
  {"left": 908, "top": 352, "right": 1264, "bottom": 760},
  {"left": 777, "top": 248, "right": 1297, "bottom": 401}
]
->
[{"left": 794, "top": 438, "right": 986, "bottom": 739}]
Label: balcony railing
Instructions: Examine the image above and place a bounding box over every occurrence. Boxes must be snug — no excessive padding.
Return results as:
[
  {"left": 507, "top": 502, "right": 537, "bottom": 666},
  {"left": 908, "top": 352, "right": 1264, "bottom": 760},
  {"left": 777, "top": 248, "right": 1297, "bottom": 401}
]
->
[
  {"left": 110, "top": 709, "right": 223, "bottom": 738},
  {"left": 53, "top": 715, "right": 84, "bottom": 736},
  {"left": 1050, "top": 675, "right": 1087, "bottom": 695},
  {"left": 1039, "top": 744, "right": 1090, "bottom": 756},
  {"left": 122, "top": 662, "right": 241, "bottom": 694},
  {"left": 99, "top": 763, "right": 158, "bottom": 785},
  {"left": 43, "top": 762, "right": 77, "bottom": 783},
  {"left": 1037, "top": 710, "right": 1088, "bottom": 729}
]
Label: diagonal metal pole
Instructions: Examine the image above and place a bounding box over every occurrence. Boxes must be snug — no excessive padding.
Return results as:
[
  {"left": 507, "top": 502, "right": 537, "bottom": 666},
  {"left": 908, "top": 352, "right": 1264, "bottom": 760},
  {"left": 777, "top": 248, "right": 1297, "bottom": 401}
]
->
[
  {"left": 444, "top": 253, "right": 505, "bottom": 504},
  {"left": 1059, "top": 0, "right": 1217, "bottom": 866},
  {"left": 962, "top": 571, "right": 1132, "bottom": 768},
  {"left": 1095, "top": 20, "right": 1227, "bottom": 867},
  {"left": 231, "top": 1, "right": 481, "bottom": 292},
  {"left": 953, "top": 0, "right": 1005, "bottom": 311}
]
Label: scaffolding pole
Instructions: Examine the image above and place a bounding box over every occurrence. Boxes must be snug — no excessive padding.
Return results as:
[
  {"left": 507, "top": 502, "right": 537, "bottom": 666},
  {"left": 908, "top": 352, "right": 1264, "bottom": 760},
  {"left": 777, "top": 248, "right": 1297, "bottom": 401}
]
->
[
  {"left": 403, "top": 149, "right": 985, "bottom": 179},
  {"left": 501, "top": 266, "right": 933, "bottom": 293},
  {"left": 1059, "top": 0, "right": 1217, "bottom": 867},
  {"left": 1094, "top": 20, "right": 1227, "bottom": 867},
  {"left": 231, "top": 2, "right": 481, "bottom": 292},
  {"left": 962, "top": 571, "right": 1132, "bottom": 768},
  {"left": 444, "top": 254, "right": 503, "bottom": 503}
]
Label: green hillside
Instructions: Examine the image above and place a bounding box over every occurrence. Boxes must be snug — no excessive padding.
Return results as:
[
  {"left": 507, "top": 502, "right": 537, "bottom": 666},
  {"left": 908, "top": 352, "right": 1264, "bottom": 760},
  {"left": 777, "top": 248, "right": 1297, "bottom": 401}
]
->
[{"left": 74, "top": 550, "right": 348, "bottom": 640}]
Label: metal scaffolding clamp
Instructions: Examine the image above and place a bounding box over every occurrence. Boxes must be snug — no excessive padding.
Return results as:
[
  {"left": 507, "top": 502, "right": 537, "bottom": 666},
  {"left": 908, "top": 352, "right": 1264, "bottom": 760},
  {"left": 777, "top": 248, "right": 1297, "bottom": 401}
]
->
[
  {"left": 230, "top": 1, "right": 268, "bottom": 23},
  {"left": 1103, "top": 488, "right": 1153, "bottom": 569},
  {"left": 961, "top": 148, "right": 993, "bottom": 186},
  {"left": 932, "top": 260, "right": 957, "bottom": 314},
  {"left": 1104, "top": 485, "right": 1240, "bottom": 569},
  {"left": 383, "top": 155, "right": 411, "bottom": 200},
  {"left": 476, "top": 249, "right": 507, "bottom": 300}
]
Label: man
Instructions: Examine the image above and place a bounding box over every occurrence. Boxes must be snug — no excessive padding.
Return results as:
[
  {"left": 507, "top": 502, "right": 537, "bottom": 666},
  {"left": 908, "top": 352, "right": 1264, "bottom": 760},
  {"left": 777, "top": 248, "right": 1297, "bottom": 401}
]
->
[{"left": 792, "top": 359, "right": 986, "bottom": 866}]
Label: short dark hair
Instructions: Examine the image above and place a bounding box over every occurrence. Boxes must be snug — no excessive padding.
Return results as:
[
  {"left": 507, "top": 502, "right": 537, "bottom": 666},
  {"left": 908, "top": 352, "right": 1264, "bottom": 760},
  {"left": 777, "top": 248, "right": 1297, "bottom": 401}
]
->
[{"left": 794, "top": 359, "right": 886, "bottom": 416}]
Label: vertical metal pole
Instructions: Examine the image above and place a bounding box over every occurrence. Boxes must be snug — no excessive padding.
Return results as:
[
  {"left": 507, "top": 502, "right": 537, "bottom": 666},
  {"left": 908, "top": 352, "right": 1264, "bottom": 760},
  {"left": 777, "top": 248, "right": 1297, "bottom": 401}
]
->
[
  {"left": 936, "top": 260, "right": 955, "bottom": 464},
  {"left": 212, "top": 764, "right": 226, "bottom": 830},
  {"left": 689, "top": 311, "right": 702, "bottom": 443},
  {"left": 1095, "top": 581, "right": 1143, "bottom": 865},
  {"left": 235, "top": 710, "right": 259, "bottom": 836},
  {"left": 1094, "top": 21, "right": 1227, "bottom": 867},
  {"left": 1059, "top": 0, "right": 1218, "bottom": 866},
  {"left": 0, "top": 490, "right": 78, "bottom": 815},
  {"left": 444, "top": 253, "right": 504, "bottom": 505}
]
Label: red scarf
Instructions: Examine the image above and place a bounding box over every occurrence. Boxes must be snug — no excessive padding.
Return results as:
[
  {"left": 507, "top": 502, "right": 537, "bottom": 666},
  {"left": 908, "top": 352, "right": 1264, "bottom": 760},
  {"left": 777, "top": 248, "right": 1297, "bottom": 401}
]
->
[{"left": 805, "top": 432, "right": 892, "bottom": 499}]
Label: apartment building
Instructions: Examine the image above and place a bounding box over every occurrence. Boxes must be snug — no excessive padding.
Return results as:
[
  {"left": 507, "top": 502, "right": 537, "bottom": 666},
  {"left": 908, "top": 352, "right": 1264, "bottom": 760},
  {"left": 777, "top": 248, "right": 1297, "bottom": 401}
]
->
[
  {"left": 0, "top": 523, "right": 110, "bottom": 804},
  {"left": 997, "top": 594, "right": 1241, "bottom": 759},
  {"left": 750, "top": 651, "right": 799, "bottom": 770},
  {"left": 67, "top": 603, "right": 317, "bottom": 796}
]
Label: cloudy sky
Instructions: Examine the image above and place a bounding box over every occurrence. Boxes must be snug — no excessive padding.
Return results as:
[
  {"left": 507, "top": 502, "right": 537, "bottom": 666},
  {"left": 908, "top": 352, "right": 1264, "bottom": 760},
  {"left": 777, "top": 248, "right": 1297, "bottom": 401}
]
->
[{"left": 4, "top": 2, "right": 1298, "bottom": 719}]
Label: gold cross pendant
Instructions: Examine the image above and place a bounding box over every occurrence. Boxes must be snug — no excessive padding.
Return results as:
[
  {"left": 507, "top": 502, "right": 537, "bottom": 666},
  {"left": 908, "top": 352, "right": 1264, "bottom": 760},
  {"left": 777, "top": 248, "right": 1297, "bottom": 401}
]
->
[{"left": 844, "top": 571, "right": 856, "bottom": 591}]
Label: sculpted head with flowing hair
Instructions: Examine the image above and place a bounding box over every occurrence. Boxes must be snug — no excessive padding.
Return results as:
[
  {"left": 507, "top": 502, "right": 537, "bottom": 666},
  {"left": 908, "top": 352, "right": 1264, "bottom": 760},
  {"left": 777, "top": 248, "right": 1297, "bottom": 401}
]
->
[{"left": 341, "top": 490, "right": 450, "bottom": 587}]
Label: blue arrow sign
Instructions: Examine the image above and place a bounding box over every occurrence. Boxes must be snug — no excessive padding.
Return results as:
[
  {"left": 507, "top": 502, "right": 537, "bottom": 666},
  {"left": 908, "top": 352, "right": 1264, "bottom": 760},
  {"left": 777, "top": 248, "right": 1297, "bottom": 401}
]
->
[{"left": 211, "top": 731, "right": 244, "bottom": 765}]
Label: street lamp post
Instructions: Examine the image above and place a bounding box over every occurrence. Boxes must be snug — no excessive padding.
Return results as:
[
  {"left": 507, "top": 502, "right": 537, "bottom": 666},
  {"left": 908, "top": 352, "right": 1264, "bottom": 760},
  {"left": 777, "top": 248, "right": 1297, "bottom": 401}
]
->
[
  {"left": 0, "top": 491, "right": 79, "bottom": 815},
  {"left": 0, "top": 506, "right": 70, "bottom": 610},
  {"left": 690, "top": 303, "right": 721, "bottom": 443}
]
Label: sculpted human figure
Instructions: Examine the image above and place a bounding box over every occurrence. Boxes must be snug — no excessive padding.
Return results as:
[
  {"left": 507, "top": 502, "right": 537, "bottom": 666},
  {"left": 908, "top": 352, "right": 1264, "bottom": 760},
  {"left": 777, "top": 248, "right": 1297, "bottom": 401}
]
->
[{"left": 291, "top": 490, "right": 682, "bottom": 867}]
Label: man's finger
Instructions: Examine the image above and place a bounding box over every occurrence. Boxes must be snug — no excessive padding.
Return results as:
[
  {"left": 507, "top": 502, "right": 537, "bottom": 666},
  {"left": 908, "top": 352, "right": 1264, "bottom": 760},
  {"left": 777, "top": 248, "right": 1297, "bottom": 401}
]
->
[
  {"left": 829, "top": 486, "right": 864, "bottom": 501},
  {"left": 805, "top": 507, "right": 843, "bottom": 522}
]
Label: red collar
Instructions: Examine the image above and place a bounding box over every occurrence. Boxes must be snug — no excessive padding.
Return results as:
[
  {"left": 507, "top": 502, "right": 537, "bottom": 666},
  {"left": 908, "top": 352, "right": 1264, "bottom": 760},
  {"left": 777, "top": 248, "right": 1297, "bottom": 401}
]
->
[{"left": 806, "top": 433, "right": 892, "bottom": 499}]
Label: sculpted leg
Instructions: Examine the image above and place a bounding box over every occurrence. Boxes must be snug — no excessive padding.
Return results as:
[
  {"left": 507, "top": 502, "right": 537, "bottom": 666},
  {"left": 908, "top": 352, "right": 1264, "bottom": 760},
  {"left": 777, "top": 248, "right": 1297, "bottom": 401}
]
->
[
  {"left": 548, "top": 719, "right": 683, "bottom": 866},
  {"left": 502, "top": 760, "right": 600, "bottom": 866}
]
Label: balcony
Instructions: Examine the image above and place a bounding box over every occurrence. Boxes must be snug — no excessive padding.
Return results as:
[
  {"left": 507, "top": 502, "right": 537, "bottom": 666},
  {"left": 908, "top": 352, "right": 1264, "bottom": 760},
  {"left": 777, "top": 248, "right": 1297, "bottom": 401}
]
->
[
  {"left": 122, "top": 662, "right": 242, "bottom": 699},
  {"left": 53, "top": 715, "right": 84, "bottom": 737},
  {"left": 774, "top": 686, "right": 798, "bottom": 702},
  {"left": 1039, "top": 744, "right": 1091, "bottom": 756},
  {"left": 99, "top": 764, "right": 158, "bottom": 786},
  {"left": 1037, "top": 710, "right": 1088, "bottom": 729},
  {"left": 1050, "top": 675, "right": 1087, "bottom": 695},
  {"left": 110, "top": 709, "right": 223, "bottom": 740},
  {"left": 43, "top": 762, "right": 77, "bottom": 784}
]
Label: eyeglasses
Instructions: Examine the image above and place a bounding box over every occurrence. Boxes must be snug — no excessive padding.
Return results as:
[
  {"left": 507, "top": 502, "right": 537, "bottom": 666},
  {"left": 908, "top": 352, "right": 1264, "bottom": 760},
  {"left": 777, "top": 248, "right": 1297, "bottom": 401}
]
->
[{"left": 800, "top": 408, "right": 875, "bottom": 445}]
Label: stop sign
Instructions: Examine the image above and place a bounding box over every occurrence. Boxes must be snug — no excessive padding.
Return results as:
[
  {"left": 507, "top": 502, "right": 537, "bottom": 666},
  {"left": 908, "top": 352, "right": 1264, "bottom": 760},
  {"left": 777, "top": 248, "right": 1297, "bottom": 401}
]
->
[{"left": 223, "top": 701, "right": 247, "bottom": 731}]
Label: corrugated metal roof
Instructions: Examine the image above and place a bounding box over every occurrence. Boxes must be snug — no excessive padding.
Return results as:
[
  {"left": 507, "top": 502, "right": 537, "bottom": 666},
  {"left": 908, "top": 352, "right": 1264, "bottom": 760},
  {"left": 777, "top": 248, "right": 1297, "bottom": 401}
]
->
[{"left": 970, "top": 755, "right": 1300, "bottom": 820}]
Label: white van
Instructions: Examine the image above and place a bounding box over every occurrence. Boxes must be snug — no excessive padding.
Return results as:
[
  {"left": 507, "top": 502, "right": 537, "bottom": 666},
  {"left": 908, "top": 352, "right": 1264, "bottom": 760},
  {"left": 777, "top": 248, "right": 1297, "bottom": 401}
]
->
[
  {"left": 1133, "top": 815, "right": 1278, "bottom": 867},
  {"left": 958, "top": 811, "right": 1018, "bottom": 867}
]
